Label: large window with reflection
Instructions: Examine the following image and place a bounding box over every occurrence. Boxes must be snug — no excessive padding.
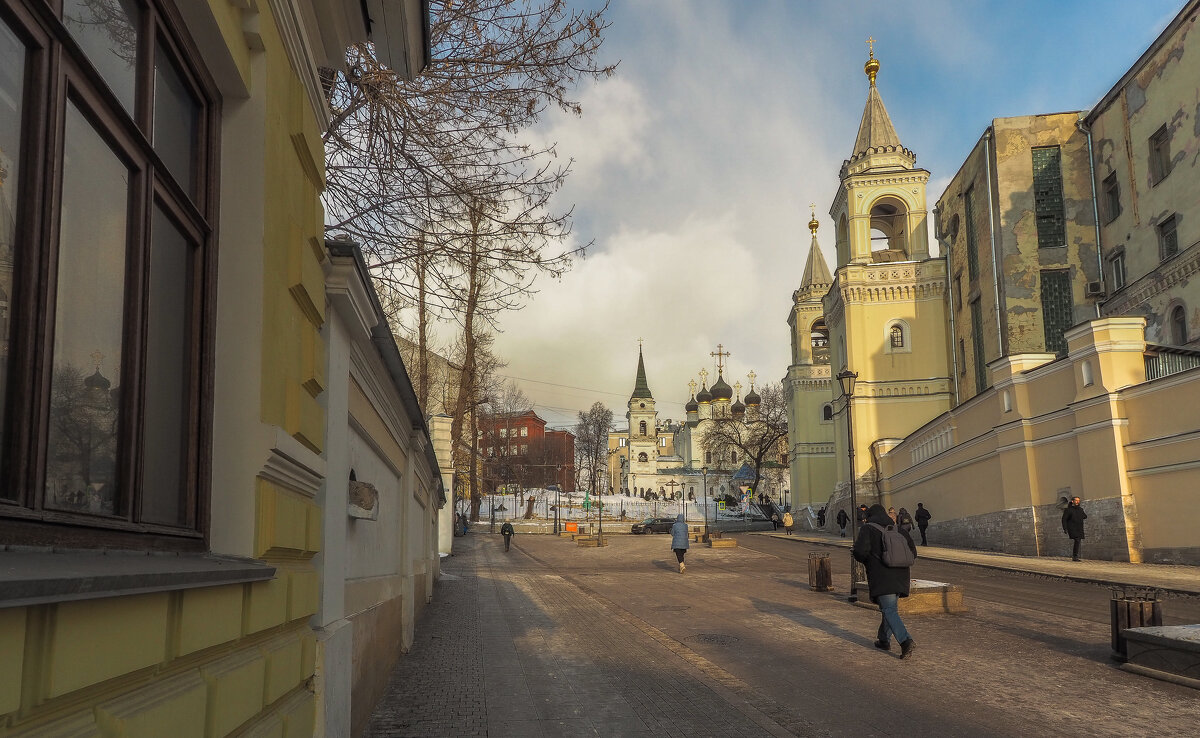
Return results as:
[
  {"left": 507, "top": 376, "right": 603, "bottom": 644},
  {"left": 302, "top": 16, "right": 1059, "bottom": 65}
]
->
[{"left": 0, "top": 0, "right": 217, "bottom": 548}]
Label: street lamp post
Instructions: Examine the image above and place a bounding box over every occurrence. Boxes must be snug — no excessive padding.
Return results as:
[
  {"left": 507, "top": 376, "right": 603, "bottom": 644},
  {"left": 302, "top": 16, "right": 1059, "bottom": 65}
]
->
[
  {"left": 701, "top": 466, "right": 710, "bottom": 541},
  {"left": 554, "top": 466, "right": 562, "bottom": 535},
  {"left": 836, "top": 369, "right": 862, "bottom": 601}
]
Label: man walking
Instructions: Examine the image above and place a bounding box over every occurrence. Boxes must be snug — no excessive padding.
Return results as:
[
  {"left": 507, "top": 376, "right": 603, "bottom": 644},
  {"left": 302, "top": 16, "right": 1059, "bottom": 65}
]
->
[
  {"left": 1062, "top": 496, "right": 1087, "bottom": 561},
  {"left": 836, "top": 508, "right": 850, "bottom": 537},
  {"left": 915, "top": 503, "right": 931, "bottom": 546},
  {"left": 500, "top": 520, "right": 515, "bottom": 552},
  {"left": 670, "top": 513, "right": 690, "bottom": 573},
  {"left": 853, "top": 503, "right": 918, "bottom": 659}
]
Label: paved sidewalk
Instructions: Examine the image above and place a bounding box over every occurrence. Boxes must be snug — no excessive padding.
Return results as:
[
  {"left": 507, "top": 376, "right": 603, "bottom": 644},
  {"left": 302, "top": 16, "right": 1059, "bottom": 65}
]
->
[
  {"left": 364, "top": 534, "right": 820, "bottom": 737},
  {"left": 764, "top": 531, "right": 1200, "bottom": 595}
]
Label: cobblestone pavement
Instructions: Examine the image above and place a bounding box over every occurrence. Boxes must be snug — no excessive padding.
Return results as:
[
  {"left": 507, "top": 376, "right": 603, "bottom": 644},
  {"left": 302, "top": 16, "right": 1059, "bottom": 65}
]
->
[{"left": 364, "top": 531, "right": 1200, "bottom": 737}]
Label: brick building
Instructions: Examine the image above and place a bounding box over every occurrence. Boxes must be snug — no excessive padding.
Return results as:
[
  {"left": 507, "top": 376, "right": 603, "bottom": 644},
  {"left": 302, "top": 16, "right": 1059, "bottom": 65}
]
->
[{"left": 479, "top": 411, "right": 575, "bottom": 492}]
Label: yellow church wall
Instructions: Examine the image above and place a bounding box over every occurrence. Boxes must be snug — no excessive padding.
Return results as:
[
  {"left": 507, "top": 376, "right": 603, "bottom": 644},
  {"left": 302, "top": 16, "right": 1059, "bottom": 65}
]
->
[{"left": 875, "top": 316, "right": 1200, "bottom": 562}]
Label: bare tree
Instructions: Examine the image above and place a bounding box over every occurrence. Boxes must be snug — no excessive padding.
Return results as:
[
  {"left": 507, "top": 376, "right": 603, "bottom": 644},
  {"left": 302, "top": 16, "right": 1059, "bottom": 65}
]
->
[
  {"left": 574, "top": 402, "right": 613, "bottom": 499},
  {"left": 700, "top": 383, "right": 789, "bottom": 498},
  {"left": 322, "top": 0, "right": 616, "bottom": 413}
]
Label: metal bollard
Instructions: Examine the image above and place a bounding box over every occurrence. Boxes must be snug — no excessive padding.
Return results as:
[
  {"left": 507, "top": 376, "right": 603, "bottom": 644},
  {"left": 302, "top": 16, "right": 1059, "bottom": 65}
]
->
[{"left": 1110, "top": 587, "right": 1163, "bottom": 662}]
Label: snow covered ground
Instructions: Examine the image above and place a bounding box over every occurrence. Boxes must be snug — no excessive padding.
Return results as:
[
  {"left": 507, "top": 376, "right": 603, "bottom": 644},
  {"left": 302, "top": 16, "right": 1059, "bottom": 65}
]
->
[{"left": 465, "top": 488, "right": 769, "bottom": 523}]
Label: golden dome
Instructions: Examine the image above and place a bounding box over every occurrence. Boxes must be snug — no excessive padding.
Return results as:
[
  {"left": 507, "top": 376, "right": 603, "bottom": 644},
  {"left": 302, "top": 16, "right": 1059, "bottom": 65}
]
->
[
  {"left": 865, "top": 36, "right": 879, "bottom": 86},
  {"left": 808, "top": 204, "right": 819, "bottom": 234}
]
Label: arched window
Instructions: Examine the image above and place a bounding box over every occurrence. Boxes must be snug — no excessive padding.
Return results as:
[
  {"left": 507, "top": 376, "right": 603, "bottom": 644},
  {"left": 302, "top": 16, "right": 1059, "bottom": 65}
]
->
[
  {"left": 731, "top": 452, "right": 737, "bottom": 464},
  {"left": 705, "top": 451, "right": 712, "bottom": 464},
  {"left": 637, "top": 452, "right": 648, "bottom": 462},
  {"left": 885, "top": 320, "right": 911, "bottom": 354},
  {"left": 822, "top": 404, "right": 833, "bottom": 421},
  {"left": 1171, "top": 305, "right": 1188, "bottom": 345},
  {"left": 639, "top": 420, "right": 647, "bottom": 435}
]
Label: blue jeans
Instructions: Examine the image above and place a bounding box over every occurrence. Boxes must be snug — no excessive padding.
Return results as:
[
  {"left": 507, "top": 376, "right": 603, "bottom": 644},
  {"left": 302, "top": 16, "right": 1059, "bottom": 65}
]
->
[{"left": 877, "top": 594, "right": 911, "bottom": 645}]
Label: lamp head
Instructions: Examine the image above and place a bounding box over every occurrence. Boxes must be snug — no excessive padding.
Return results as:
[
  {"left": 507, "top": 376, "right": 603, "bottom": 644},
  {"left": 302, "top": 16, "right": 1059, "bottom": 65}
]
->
[{"left": 836, "top": 369, "right": 859, "bottom": 397}]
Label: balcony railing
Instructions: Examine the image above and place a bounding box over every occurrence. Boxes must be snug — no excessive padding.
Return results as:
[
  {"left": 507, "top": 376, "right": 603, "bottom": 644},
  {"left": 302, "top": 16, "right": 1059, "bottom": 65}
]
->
[{"left": 1144, "top": 343, "right": 1200, "bottom": 381}]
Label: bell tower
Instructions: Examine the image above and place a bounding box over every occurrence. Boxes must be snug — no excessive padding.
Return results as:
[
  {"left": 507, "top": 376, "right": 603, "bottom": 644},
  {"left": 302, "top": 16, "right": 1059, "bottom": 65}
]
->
[
  {"left": 626, "top": 342, "right": 659, "bottom": 495},
  {"left": 823, "top": 41, "right": 953, "bottom": 493}
]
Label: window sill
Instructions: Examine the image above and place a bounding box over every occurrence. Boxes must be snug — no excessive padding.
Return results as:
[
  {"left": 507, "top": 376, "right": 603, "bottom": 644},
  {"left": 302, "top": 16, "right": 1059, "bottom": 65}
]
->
[{"left": 0, "top": 548, "right": 276, "bottom": 608}]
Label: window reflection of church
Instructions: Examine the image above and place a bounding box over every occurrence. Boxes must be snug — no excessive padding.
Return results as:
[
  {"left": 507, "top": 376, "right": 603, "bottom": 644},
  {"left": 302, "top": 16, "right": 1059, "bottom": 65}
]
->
[{"left": 45, "top": 352, "right": 120, "bottom": 515}]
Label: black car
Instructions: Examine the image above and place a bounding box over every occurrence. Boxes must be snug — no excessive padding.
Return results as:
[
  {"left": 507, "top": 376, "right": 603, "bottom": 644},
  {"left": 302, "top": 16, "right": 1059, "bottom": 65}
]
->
[{"left": 631, "top": 517, "right": 676, "bottom": 534}]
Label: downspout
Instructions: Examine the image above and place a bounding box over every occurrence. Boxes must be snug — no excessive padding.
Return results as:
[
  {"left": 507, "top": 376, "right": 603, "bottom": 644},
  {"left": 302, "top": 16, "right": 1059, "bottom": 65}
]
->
[
  {"left": 983, "top": 130, "right": 1007, "bottom": 357},
  {"left": 1078, "top": 116, "right": 1105, "bottom": 318},
  {"left": 938, "top": 205, "right": 962, "bottom": 405}
]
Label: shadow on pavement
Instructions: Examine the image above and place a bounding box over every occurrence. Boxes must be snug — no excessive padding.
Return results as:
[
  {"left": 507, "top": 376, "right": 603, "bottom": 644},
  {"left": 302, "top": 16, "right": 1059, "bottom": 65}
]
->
[{"left": 748, "top": 596, "right": 876, "bottom": 650}]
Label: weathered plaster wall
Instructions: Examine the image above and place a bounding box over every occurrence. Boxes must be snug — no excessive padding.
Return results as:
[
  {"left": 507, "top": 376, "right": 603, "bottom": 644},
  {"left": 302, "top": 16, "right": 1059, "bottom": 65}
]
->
[{"left": 1094, "top": 6, "right": 1200, "bottom": 345}]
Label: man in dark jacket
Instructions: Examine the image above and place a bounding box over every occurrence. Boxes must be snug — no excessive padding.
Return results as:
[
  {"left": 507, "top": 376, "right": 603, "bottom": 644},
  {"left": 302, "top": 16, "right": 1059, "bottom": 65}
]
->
[
  {"left": 853, "top": 504, "right": 918, "bottom": 659},
  {"left": 500, "top": 521, "right": 515, "bottom": 551},
  {"left": 1062, "top": 497, "right": 1087, "bottom": 561},
  {"left": 915, "top": 503, "right": 931, "bottom": 546},
  {"left": 836, "top": 508, "right": 850, "bottom": 537}
]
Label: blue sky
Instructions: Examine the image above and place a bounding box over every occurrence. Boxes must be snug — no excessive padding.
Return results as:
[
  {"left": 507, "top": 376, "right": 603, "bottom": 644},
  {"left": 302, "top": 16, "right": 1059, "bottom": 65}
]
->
[{"left": 491, "top": 0, "right": 1185, "bottom": 429}]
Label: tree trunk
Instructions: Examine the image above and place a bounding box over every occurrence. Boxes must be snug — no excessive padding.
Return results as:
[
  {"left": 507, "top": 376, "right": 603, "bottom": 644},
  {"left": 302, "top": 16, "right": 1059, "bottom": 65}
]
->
[{"left": 416, "top": 238, "right": 429, "bottom": 412}]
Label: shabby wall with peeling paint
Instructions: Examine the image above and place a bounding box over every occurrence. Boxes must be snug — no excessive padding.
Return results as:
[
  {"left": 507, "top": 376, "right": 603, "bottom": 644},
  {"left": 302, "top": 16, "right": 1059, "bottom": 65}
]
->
[
  {"left": 936, "top": 114, "right": 1102, "bottom": 405},
  {"left": 1091, "top": 2, "right": 1200, "bottom": 346}
]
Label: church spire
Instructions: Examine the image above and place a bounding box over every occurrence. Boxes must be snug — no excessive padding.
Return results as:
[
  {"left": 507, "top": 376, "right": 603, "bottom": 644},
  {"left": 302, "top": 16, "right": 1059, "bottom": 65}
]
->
[
  {"left": 849, "top": 40, "right": 905, "bottom": 160},
  {"left": 801, "top": 205, "right": 832, "bottom": 288},
  {"left": 630, "top": 345, "right": 653, "bottom": 400}
]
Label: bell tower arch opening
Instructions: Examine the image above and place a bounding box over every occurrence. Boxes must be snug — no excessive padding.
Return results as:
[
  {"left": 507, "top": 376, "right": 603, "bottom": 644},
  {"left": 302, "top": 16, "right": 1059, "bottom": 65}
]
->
[{"left": 868, "top": 195, "right": 910, "bottom": 260}]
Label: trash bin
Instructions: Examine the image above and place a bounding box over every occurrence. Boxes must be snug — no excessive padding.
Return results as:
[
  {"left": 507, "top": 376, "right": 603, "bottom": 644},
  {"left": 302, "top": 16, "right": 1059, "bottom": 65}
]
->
[
  {"left": 808, "top": 552, "right": 833, "bottom": 591},
  {"left": 1110, "top": 587, "right": 1163, "bottom": 662}
]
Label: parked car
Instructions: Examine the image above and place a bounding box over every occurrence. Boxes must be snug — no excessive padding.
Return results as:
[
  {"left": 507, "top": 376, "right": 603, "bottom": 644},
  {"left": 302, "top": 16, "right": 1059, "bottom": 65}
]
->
[{"left": 631, "top": 517, "right": 676, "bottom": 534}]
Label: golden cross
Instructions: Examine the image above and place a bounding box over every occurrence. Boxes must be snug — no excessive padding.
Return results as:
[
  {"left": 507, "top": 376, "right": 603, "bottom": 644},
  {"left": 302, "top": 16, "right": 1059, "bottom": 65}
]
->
[
  {"left": 90, "top": 350, "right": 105, "bottom": 369},
  {"left": 734, "top": 381, "right": 743, "bottom": 396},
  {"left": 637, "top": 337, "right": 644, "bottom": 349},
  {"left": 867, "top": 36, "right": 876, "bottom": 58},
  {"left": 688, "top": 378, "right": 697, "bottom": 396},
  {"left": 710, "top": 344, "right": 730, "bottom": 374},
  {"left": 698, "top": 368, "right": 709, "bottom": 386},
  {"left": 748, "top": 369, "right": 757, "bottom": 389}
]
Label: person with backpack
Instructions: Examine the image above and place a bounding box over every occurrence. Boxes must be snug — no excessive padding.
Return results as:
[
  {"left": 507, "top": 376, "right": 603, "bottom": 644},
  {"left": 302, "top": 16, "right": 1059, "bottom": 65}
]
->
[
  {"left": 500, "top": 521, "right": 515, "bottom": 551},
  {"left": 853, "top": 503, "right": 918, "bottom": 659},
  {"left": 836, "top": 508, "right": 850, "bottom": 537},
  {"left": 670, "top": 513, "right": 690, "bottom": 573},
  {"left": 897, "top": 507, "right": 914, "bottom": 534},
  {"left": 915, "top": 503, "right": 931, "bottom": 546}
]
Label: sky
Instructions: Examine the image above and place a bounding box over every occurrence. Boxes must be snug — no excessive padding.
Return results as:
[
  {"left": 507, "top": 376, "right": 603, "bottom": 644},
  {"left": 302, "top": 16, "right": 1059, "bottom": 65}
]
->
[{"left": 487, "top": 0, "right": 1184, "bottom": 430}]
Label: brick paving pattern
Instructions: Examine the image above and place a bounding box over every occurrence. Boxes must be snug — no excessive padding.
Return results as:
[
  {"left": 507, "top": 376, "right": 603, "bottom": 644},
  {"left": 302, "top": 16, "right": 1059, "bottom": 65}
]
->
[{"left": 365, "top": 530, "right": 1200, "bottom": 737}]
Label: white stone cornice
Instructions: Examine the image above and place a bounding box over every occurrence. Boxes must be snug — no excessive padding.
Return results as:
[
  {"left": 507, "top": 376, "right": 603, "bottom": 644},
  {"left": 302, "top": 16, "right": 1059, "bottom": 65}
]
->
[
  {"left": 268, "top": 0, "right": 332, "bottom": 131},
  {"left": 262, "top": 427, "right": 328, "bottom": 497},
  {"left": 325, "top": 253, "right": 378, "bottom": 344}
]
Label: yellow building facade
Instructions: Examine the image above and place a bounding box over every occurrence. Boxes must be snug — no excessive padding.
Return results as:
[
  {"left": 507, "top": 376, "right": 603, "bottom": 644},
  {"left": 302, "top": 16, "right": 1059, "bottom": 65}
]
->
[
  {"left": 0, "top": 1, "right": 429, "bottom": 735},
  {"left": 789, "top": 8, "right": 1200, "bottom": 563}
]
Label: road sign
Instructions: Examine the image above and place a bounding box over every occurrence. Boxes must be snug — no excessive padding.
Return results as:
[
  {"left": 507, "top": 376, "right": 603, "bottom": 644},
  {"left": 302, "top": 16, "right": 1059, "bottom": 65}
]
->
[{"left": 718, "top": 501, "right": 726, "bottom": 511}]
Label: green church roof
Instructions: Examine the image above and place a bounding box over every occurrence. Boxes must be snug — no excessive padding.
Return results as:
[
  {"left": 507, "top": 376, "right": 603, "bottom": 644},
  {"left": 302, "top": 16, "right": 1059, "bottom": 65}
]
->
[{"left": 631, "top": 349, "right": 653, "bottom": 400}]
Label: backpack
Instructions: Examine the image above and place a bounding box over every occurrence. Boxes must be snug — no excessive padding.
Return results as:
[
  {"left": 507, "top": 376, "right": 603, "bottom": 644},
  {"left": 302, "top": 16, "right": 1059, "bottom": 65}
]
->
[{"left": 868, "top": 522, "right": 916, "bottom": 568}]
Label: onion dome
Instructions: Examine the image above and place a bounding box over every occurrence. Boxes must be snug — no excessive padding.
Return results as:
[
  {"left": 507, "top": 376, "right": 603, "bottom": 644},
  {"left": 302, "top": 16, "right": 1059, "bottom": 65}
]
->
[
  {"left": 710, "top": 374, "right": 733, "bottom": 402},
  {"left": 731, "top": 397, "right": 746, "bottom": 416},
  {"left": 745, "top": 387, "right": 761, "bottom": 406},
  {"left": 85, "top": 368, "right": 111, "bottom": 391},
  {"left": 696, "top": 384, "right": 712, "bottom": 404},
  {"left": 685, "top": 394, "right": 699, "bottom": 413}
]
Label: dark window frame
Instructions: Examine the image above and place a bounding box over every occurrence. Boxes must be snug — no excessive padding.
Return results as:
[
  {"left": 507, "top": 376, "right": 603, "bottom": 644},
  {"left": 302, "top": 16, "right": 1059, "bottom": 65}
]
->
[
  {"left": 0, "top": 0, "right": 220, "bottom": 551},
  {"left": 1110, "top": 251, "right": 1126, "bottom": 291},
  {"left": 1170, "top": 304, "right": 1188, "bottom": 346},
  {"left": 1158, "top": 215, "right": 1179, "bottom": 262},
  {"left": 1149, "top": 125, "right": 1171, "bottom": 185},
  {"left": 1102, "top": 171, "right": 1121, "bottom": 223},
  {"left": 964, "top": 186, "right": 979, "bottom": 281}
]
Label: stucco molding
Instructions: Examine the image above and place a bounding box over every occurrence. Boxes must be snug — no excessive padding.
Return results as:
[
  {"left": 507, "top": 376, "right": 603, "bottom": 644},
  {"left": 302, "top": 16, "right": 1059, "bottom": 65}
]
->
[
  {"left": 1101, "top": 240, "right": 1200, "bottom": 316},
  {"left": 262, "top": 428, "right": 327, "bottom": 497},
  {"left": 267, "top": 0, "right": 332, "bottom": 130}
]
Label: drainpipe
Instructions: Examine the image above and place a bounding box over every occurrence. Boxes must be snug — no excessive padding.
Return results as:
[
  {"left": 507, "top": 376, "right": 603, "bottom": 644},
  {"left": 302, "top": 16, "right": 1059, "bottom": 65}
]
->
[
  {"left": 983, "top": 130, "right": 1007, "bottom": 357},
  {"left": 937, "top": 205, "right": 962, "bottom": 405},
  {"left": 1078, "top": 116, "right": 1105, "bottom": 318}
]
